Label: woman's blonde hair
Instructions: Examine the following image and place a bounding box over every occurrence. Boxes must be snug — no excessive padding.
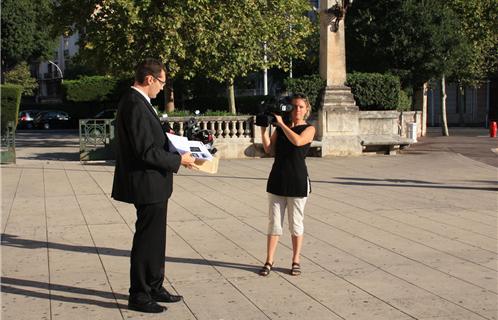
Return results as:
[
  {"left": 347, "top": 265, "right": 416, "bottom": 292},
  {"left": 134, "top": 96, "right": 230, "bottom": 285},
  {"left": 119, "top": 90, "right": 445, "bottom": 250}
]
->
[{"left": 291, "top": 93, "right": 312, "bottom": 120}]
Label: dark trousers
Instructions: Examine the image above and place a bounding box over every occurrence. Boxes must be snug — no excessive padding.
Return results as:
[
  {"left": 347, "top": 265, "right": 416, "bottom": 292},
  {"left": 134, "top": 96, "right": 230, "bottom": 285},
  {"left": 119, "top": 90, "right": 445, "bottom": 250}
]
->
[{"left": 129, "top": 201, "right": 168, "bottom": 300}]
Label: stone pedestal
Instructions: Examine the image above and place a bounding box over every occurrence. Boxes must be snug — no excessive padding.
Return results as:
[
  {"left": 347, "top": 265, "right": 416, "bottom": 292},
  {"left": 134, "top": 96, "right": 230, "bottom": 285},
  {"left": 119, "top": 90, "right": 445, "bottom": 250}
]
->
[
  {"left": 317, "top": 0, "right": 361, "bottom": 156},
  {"left": 318, "top": 86, "right": 362, "bottom": 156}
]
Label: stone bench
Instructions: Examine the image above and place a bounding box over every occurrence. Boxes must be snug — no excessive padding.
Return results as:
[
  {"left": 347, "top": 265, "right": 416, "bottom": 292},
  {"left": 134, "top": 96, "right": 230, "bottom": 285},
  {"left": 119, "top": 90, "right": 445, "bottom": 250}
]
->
[{"left": 360, "top": 134, "right": 414, "bottom": 155}]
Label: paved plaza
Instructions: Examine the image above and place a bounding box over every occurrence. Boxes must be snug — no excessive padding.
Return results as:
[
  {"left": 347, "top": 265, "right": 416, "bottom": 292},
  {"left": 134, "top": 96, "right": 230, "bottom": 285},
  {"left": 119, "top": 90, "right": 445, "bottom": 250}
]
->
[{"left": 1, "top": 129, "right": 497, "bottom": 320}]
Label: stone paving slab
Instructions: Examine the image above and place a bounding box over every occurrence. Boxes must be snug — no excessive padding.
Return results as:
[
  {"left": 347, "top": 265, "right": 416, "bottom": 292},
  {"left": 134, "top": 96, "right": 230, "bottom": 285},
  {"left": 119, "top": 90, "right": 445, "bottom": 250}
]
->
[{"left": 2, "top": 133, "right": 498, "bottom": 320}]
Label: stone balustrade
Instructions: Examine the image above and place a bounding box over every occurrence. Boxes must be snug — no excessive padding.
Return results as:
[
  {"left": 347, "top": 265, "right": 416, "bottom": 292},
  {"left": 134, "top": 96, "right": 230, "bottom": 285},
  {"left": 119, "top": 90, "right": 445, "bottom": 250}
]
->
[
  {"left": 77, "top": 111, "right": 422, "bottom": 161},
  {"left": 166, "top": 116, "right": 261, "bottom": 158},
  {"left": 166, "top": 116, "right": 255, "bottom": 139}
]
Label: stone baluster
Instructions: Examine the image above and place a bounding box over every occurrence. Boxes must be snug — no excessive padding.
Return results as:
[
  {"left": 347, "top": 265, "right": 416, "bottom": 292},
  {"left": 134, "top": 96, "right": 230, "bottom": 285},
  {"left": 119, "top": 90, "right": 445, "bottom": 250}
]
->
[
  {"left": 178, "top": 121, "right": 184, "bottom": 137},
  {"left": 223, "top": 120, "right": 231, "bottom": 138},
  {"left": 209, "top": 121, "right": 216, "bottom": 138},
  {"left": 244, "top": 119, "right": 251, "bottom": 137},
  {"left": 228, "top": 120, "right": 235, "bottom": 138},
  {"left": 216, "top": 121, "right": 223, "bottom": 138},
  {"left": 237, "top": 120, "right": 244, "bottom": 138},
  {"left": 201, "top": 121, "right": 207, "bottom": 130}
]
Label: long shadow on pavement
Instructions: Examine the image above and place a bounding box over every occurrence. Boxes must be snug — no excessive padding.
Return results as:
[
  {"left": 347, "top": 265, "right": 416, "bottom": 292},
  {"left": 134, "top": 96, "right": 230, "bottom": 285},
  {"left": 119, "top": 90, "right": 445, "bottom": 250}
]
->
[
  {"left": 1, "top": 284, "right": 127, "bottom": 310},
  {"left": 179, "top": 175, "right": 498, "bottom": 192},
  {"left": 1, "top": 233, "right": 260, "bottom": 273},
  {"left": 17, "top": 152, "right": 80, "bottom": 161}
]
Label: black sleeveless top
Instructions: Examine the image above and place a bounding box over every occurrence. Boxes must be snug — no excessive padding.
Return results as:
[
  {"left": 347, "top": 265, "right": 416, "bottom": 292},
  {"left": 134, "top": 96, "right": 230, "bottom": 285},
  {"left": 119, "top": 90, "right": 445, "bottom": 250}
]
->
[{"left": 267, "top": 124, "right": 312, "bottom": 197}]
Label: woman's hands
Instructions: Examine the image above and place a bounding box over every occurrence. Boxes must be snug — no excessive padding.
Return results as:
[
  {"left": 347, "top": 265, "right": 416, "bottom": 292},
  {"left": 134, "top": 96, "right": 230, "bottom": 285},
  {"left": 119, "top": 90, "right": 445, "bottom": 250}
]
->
[{"left": 273, "top": 114, "right": 284, "bottom": 128}]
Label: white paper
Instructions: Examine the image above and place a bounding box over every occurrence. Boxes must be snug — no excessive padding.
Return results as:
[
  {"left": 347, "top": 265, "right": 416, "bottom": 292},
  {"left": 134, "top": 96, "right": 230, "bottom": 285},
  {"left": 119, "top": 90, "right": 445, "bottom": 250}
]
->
[{"left": 166, "top": 133, "right": 213, "bottom": 161}]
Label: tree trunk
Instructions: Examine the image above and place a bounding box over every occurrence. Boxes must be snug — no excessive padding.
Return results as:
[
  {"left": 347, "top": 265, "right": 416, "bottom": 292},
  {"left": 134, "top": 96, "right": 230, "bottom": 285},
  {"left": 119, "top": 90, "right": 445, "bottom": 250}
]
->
[
  {"left": 457, "top": 84, "right": 466, "bottom": 126},
  {"left": 165, "top": 77, "right": 175, "bottom": 113},
  {"left": 227, "top": 79, "right": 236, "bottom": 115},
  {"left": 421, "top": 82, "right": 428, "bottom": 136},
  {"left": 440, "top": 75, "right": 449, "bottom": 136}
]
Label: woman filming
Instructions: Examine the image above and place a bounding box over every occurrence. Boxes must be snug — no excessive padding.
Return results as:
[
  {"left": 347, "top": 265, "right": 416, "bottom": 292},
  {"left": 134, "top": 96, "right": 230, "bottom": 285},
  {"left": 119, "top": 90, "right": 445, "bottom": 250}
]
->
[{"left": 259, "top": 93, "right": 315, "bottom": 277}]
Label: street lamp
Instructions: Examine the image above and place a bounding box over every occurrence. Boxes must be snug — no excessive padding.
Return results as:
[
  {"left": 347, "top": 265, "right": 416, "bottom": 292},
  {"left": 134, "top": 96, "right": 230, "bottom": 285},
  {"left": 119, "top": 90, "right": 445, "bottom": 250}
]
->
[{"left": 48, "top": 60, "right": 63, "bottom": 83}]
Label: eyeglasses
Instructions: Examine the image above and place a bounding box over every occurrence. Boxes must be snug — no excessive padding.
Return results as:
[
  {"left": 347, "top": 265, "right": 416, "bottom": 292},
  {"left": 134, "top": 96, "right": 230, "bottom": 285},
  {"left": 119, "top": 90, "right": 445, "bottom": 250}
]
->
[{"left": 152, "top": 75, "right": 166, "bottom": 87}]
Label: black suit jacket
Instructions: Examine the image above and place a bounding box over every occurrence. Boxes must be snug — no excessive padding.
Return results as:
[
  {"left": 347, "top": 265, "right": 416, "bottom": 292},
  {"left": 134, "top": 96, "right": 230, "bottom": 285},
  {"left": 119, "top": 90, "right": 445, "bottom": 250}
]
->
[{"left": 112, "top": 88, "right": 181, "bottom": 204}]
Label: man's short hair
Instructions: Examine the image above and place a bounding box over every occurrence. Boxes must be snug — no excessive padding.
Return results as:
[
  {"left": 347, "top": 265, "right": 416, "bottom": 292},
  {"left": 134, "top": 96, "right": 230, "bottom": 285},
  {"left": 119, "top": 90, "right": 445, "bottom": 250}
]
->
[{"left": 134, "top": 58, "right": 166, "bottom": 84}]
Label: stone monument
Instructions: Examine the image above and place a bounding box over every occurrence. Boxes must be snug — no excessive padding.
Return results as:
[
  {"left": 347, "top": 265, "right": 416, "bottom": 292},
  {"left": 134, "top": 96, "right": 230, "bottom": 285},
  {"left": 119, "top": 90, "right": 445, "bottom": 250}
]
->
[{"left": 317, "top": 0, "right": 362, "bottom": 156}]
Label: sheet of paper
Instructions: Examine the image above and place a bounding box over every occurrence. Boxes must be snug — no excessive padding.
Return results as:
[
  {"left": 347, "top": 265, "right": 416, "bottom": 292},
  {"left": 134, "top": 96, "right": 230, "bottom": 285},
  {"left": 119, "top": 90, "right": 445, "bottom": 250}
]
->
[
  {"left": 166, "top": 133, "right": 190, "bottom": 154},
  {"left": 166, "top": 133, "right": 213, "bottom": 161}
]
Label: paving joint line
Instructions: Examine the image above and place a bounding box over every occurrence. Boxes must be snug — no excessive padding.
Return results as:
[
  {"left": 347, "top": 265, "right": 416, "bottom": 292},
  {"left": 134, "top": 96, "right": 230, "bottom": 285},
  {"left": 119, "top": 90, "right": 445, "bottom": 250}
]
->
[{"left": 63, "top": 166, "right": 125, "bottom": 320}]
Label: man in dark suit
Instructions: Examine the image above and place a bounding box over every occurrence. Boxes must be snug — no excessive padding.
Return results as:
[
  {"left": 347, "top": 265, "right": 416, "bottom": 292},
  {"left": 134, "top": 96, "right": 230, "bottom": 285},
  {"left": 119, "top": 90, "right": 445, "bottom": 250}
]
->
[{"left": 112, "top": 58, "right": 195, "bottom": 313}]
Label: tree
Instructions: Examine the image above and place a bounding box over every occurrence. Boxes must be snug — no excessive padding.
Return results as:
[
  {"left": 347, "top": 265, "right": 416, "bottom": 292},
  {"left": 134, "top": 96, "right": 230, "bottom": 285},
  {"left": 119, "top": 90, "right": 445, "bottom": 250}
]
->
[
  {"left": 346, "top": 0, "right": 472, "bottom": 135},
  {"left": 445, "top": 0, "right": 498, "bottom": 127},
  {"left": 185, "top": 0, "right": 313, "bottom": 113},
  {"left": 53, "top": 0, "right": 313, "bottom": 114},
  {"left": 1, "top": 0, "right": 55, "bottom": 79},
  {"left": 4, "top": 62, "right": 38, "bottom": 96},
  {"left": 53, "top": 0, "right": 188, "bottom": 110},
  {"left": 346, "top": 0, "right": 465, "bottom": 88}
]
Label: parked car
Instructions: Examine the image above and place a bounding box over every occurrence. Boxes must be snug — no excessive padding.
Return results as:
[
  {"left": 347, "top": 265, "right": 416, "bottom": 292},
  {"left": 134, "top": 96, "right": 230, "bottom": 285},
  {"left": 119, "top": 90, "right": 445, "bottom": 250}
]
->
[
  {"left": 93, "top": 109, "right": 117, "bottom": 119},
  {"left": 17, "top": 110, "right": 40, "bottom": 129},
  {"left": 33, "top": 111, "right": 71, "bottom": 129}
]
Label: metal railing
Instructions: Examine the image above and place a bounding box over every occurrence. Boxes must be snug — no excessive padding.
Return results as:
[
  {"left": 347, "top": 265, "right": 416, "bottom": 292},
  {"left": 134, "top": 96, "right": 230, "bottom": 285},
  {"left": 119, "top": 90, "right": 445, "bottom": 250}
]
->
[
  {"left": 1, "top": 121, "right": 16, "bottom": 164},
  {"left": 78, "top": 116, "right": 256, "bottom": 162},
  {"left": 79, "top": 119, "right": 115, "bottom": 162}
]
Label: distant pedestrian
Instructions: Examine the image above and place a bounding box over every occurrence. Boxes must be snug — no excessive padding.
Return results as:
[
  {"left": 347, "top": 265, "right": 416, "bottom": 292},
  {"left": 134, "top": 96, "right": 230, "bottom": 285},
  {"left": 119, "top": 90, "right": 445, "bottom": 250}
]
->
[{"left": 258, "top": 93, "right": 315, "bottom": 277}]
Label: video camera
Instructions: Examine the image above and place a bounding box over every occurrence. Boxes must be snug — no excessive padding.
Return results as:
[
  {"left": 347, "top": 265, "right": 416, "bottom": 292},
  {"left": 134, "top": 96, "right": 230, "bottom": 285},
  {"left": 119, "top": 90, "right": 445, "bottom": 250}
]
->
[{"left": 255, "top": 96, "right": 294, "bottom": 127}]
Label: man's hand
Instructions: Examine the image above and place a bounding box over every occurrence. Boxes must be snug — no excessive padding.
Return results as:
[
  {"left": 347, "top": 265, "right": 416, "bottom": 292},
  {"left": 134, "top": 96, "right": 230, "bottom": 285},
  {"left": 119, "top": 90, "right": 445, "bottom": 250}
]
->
[{"left": 180, "top": 152, "right": 196, "bottom": 169}]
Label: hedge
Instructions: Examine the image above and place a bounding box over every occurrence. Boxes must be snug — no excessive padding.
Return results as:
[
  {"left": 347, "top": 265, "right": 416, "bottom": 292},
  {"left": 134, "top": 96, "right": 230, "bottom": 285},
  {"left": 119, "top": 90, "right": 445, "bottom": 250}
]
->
[
  {"left": 346, "top": 72, "right": 401, "bottom": 110},
  {"left": 283, "top": 75, "right": 326, "bottom": 109},
  {"left": 1, "top": 84, "right": 22, "bottom": 129},
  {"left": 62, "top": 76, "right": 121, "bottom": 102}
]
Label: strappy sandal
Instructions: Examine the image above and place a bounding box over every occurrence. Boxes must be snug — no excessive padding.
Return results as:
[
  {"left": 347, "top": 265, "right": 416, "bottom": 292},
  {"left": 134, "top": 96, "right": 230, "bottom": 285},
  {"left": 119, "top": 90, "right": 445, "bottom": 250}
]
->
[
  {"left": 259, "top": 262, "right": 273, "bottom": 276},
  {"left": 290, "top": 262, "right": 301, "bottom": 276}
]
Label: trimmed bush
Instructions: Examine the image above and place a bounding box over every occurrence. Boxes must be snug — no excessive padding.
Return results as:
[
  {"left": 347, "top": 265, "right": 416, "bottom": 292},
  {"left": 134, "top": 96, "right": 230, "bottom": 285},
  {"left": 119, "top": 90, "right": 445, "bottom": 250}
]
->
[
  {"left": 346, "top": 72, "right": 401, "bottom": 110},
  {"left": 1, "top": 84, "right": 22, "bottom": 128},
  {"left": 398, "top": 89, "right": 412, "bottom": 111},
  {"left": 283, "top": 75, "right": 326, "bottom": 109},
  {"left": 63, "top": 76, "right": 118, "bottom": 102},
  {"left": 4, "top": 62, "right": 38, "bottom": 96}
]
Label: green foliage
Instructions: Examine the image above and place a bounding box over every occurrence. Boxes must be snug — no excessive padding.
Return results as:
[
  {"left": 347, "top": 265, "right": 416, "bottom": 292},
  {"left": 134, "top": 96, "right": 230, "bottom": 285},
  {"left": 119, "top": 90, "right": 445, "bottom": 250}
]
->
[
  {"left": 53, "top": 0, "right": 188, "bottom": 78},
  {"left": 52, "top": 0, "right": 314, "bottom": 113},
  {"left": 4, "top": 62, "right": 38, "bottom": 96},
  {"left": 346, "top": 0, "right": 469, "bottom": 87},
  {"left": 186, "top": 1, "right": 313, "bottom": 82},
  {"left": 204, "top": 110, "right": 247, "bottom": 116},
  {"left": 164, "top": 110, "right": 191, "bottom": 117},
  {"left": 1, "top": 85, "right": 23, "bottom": 128},
  {"left": 62, "top": 76, "right": 118, "bottom": 102},
  {"left": 446, "top": 0, "right": 498, "bottom": 84},
  {"left": 183, "top": 95, "right": 267, "bottom": 115},
  {"left": 283, "top": 75, "right": 326, "bottom": 109},
  {"left": 398, "top": 90, "right": 412, "bottom": 111},
  {"left": 1, "top": 0, "right": 55, "bottom": 71},
  {"left": 346, "top": 73, "right": 401, "bottom": 110}
]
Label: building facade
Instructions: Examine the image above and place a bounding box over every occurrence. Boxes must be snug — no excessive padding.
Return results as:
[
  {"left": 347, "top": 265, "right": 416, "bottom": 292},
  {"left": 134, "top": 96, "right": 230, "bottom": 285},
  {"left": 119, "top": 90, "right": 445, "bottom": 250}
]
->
[
  {"left": 34, "top": 33, "right": 79, "bottom": 102},
  {"left": 426, "top": 80, "right": 496, "bottom": 127}
]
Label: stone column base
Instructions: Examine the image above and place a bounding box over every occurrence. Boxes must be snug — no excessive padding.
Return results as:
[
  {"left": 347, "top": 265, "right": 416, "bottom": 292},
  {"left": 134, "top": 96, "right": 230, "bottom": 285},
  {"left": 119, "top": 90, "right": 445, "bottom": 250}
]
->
[
  {"left": 320, "top": 135, "right": 362, "bottom": 156},
  {"left": 318, "top": 86, "right": 362, "bottom": 157}
]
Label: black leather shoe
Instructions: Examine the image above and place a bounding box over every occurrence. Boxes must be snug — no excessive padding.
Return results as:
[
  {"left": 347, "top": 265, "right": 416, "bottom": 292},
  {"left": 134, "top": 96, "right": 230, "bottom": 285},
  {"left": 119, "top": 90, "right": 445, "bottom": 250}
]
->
[
  {"left": 151, "top": 288, "right": 183, "bottom": 303},
  {"left": 128, "top": 299, "right": 166, "bottom": 313}
]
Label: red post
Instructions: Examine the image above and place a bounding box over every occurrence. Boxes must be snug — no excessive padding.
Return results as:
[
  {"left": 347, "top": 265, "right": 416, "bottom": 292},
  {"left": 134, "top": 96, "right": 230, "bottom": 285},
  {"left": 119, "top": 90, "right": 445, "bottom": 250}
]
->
[{"left": 490, "top": 121, "right": 497, "bottom": 138}]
